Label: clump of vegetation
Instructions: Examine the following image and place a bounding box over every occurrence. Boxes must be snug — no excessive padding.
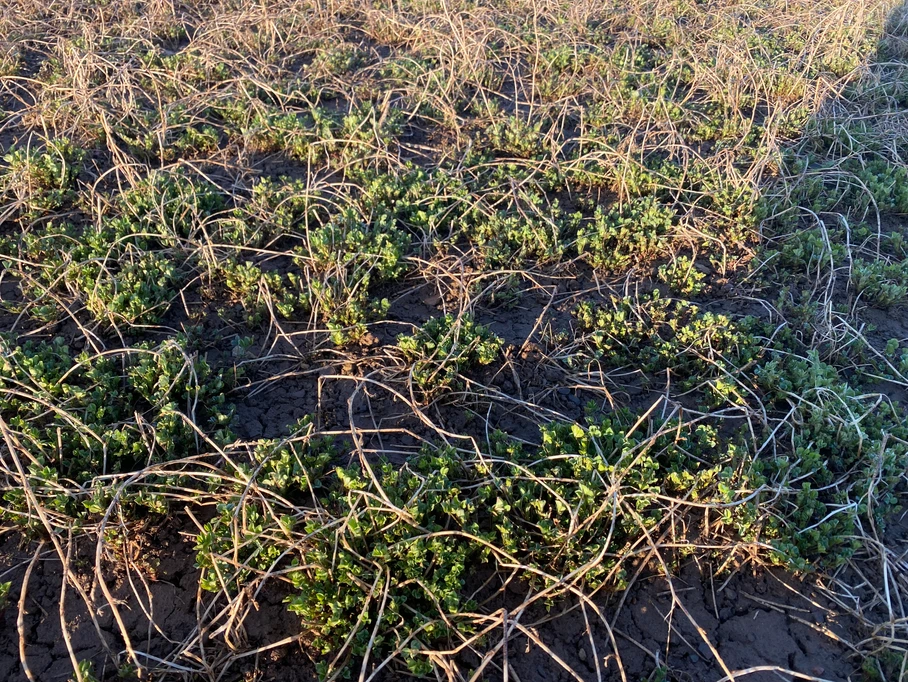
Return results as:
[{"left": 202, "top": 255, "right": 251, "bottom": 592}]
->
[
  {"left": 1, "top": 139, "right": 84, "bottom": 215},
  {"left": 851, "top": 258, "right": 908, "bottom": 307},
  {"left": 467, "top": 191, "right": 581, "bottom": 266},
  {"left": 2, "top": 169, "right": 224, "bottom": 325},
  {"left": 572, "top": 292, "right": 760, "bottom": 399},
  {"left": 748, "top": 349, "right": 908, "bottom": 568},
  {"left": 397, "top": 314, "right": 503, "bottom": 394},
  {"left": 576, "top": 196, "right": 676, "bottom": 271},
  {"left": 656, "top": 255, "right": 707, "bottom": 295},
  {"left": 0, "top": 335, "right": 233, "bottom": 515},
  {"left": 485, "top": 115, "right": 548, "bottom": 158},
  {"left": 197, "top": 413, "right": 745, "bottom": 678}
]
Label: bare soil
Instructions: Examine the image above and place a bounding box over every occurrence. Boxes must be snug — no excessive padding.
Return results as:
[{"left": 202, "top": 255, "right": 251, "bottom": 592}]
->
[{"left": 4, "top": 512, "right": 904, "bottom": 681}]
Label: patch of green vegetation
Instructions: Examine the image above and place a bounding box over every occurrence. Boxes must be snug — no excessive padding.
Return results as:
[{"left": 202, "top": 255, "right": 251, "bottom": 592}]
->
[
  {"left": 224, "top": 176, "right": 325, "bottom": 247},
  {"left": 1, "top": 139, "right": 84, "bottom": 215},
  {"left": 311, "top": 44, "right": 370, "bottom": 76},
  {"left": 117, "top": 170, "right": 225, "bottom": 238},
  {"left": 576, "top": 196, "right": 675, "bottom": 271},
  {"left": 466, "top": 188, "right": 580, "bottom": 266},
  {"left": 217, "top": 205, "right": 409, "bottom": 342},
  {"left": 747, "top": 349, "right": 908, "bottom": 568},
  {"left": 195, "top": 418, "right": 337, "bottom": 593},
  {"left": 485, "top": 115, "right": 548, "bottom": 158},
  {"left": 351, "top": 165, "right": 470, "bottom": 243},
  {"left": 861, "top": 649, "right": 908, "bottom": 682},
  {"left": 197, "top": 413, "right": 737, "bottom": 679},
  {"left": 140, "top": 47, "right": 232, "bottom": 91},
  {"left": 572, "top": 292, "right": 760, "bottom": 398},
  {"left": 223, "top": 100, "right": 402, "bottom": 167},
  {"left": 219, "top": 259, "right": 306, "bottom": 325},
  {"left": 110, "top": 106, "right": 221, "bottom": 161},
  {"left": 3, "top": 0, "right": 906, "bottom": 677},
  {"left": 397, "top": 314, "right": 503, "bottom": 394},
  {"left": 0, "top": 335, "right": 233, "bottom": 515},
  {"left": 656, "top": 255, "right": 707, "bottom": 296},
  {"left": 852, "top": 258, "right": 908, "bottom": 308},
  {"left": 2, "top": 169, "right": 223, "bottom": 325},
  {"left": 305, "top": 208, "right": 410, "bottom": 343}
]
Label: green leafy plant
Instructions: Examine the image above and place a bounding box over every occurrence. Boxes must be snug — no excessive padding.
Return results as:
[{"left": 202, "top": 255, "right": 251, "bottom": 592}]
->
[
  {"left": 747, "top": 350, "right": 908, "bottom": 568},
  {"left": 397, "top": 314, "right": 503, "bottom": 393},
  {"left": 576, "top": 196, "right": 675, "bottom": 271},
  {"left": 466, "top": 187, "right": 580, "bottom": 266},
  {"left": 0, "top": 335, "right": 233, "bottom": 513},
  {"left": 68, "top": 660, "right": 100, "bottom": 682},
  {"left": 2, "top": 169, "right": 223, "bottom": 325},
  {"left": 486, "top": 115, "right": 547, "bottom": 158},
  {"left": 656, "top": 255, "right": 707, "bottom": 295},
  {"left": 572, "top": 292, "right": 760, "bottom": 396},
  {"left": 852, "top": 258, "right": 908, "bottom": 308},
  {"left": 196, "top": 413, "right": 741, "bottom": 679},
  {"left": 1, "top": 138, "right": 84, "bottom": 214},
  {"left": 304, "top": 208, "right": 410, "bottom": 344}
]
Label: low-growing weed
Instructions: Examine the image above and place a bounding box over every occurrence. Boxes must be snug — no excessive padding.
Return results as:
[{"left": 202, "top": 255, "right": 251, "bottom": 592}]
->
[
  {"left": 576, "top": 196, "right": 675, "bottom": 271},
  {"left": 572, "top": 292, "right": 760, "bottom": 397},
  {"left": 485, "top": 115, "right": 548, "bottom": 158},
  {"left": 0, "top": 335, "right": 233, "bottom": 515},
  {"left": 397, "top": 314, "right": 503, "bottom": 394},
  {"left": 656, "top": 255, "right": 707, "bottom": 295},
  {"left": 198, "top": 413, "right": 742, "bottom": 679},
  {"left": 466, "top": 189, "right": 581, "bottom": 266},
  {"left": 748, "top": 349, "right": 908, "bottom": 568},
  {"left": 1, "top": 139, "right": 84, "bottom": 215},
  {"left": 852, "top": 258, "right": 908, "bottom": 308},
  {"left": 2, "top": 169, "right": 224, "bottom": 325}
]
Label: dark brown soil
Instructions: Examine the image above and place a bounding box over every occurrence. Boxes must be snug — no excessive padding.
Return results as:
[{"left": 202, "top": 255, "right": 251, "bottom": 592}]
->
[
  {"left": 4, "top": 512, "right": 903, "bottom": 682},
  {"left": 1, "top": 266, "right": 902, "bottom": 681}
]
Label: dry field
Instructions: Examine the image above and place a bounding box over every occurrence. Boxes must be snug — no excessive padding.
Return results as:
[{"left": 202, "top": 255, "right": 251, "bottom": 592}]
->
[{"left": 1, "top": 0, "right": 908, "bottom": 680}]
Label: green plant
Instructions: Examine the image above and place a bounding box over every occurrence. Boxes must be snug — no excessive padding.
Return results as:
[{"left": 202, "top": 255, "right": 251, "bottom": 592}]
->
[
  {"left": 466, "top": 187, "right": 580, "bottom": 266},
  {"left": 747, "top": 350, "right": 908, "bottom": 568},
  {"left": 224, "top": 176, "right": 325, "bottom": 247},
  {"left": 304, "top": 209, "right": 410, "bottom": 344},
  {"left": 220, "top": 259, "right": 306, "bottom": 325},
  {"left": 0, "top": 335, "right": 233, "bottom": 512},
  {"left": 192, "top": 412, "right": 740, "bottom": 679},
  {"left": 312, "top": 44, "right": 369, "bottom": 75},
  {"left": 852, "top": 258, "right": 908, "bottom": 308},
  {"left": 195, "top": 416, "right": 336, "bottom": 590},
  {"left": 1, "top": 139, "right": 84, "bottom": 214},
  {"left": 576, "top": 196, "right": 675, "bottom": 271},
  {"left": 572, "top": 292, "right": 760, "bottom": 396},
  {"left": 397, "top": 314, "right": 503, "bottom": 393},
  {"left": 69, "top": 660, "right": 100, "bottom": 682},
  {"left": 656, "top": 255, "right": 707, "bottom": 295},
  {"left": 1, "top": 169, "right": 223, "bottom": 325},
  {"left": 486, "top": 116, "right": 547, "bottom": 158}
]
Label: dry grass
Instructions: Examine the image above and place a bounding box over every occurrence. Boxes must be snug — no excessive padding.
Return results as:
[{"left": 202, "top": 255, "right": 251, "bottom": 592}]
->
[{"left": 0, "top": 0, "right": 907, "bottom": 680}]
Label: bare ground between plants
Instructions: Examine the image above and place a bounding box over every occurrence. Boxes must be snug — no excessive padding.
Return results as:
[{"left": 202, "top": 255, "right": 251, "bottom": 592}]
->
[
  {"left": 0, "top": 242, "right": 904, "bottom": 682},
  {"left": 3, "top": 511, "right": 903, "bottom": 681}
]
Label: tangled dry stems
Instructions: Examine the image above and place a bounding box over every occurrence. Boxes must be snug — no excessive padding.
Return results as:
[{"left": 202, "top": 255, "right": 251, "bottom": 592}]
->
[{"left": 1, "top": 0, "right": 908, "bottom": 679}]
